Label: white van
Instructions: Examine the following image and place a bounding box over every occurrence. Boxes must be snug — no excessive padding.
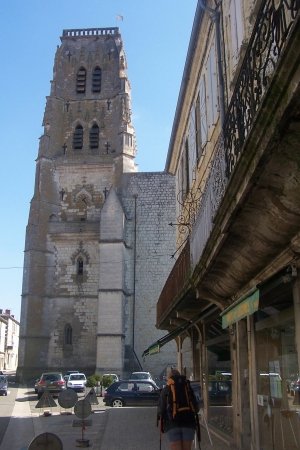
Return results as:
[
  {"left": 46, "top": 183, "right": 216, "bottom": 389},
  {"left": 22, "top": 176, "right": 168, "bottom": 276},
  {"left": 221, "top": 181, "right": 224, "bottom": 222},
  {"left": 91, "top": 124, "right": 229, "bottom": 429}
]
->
[{"left": 66, "top": 372, "right": 87, "bottom": 392}]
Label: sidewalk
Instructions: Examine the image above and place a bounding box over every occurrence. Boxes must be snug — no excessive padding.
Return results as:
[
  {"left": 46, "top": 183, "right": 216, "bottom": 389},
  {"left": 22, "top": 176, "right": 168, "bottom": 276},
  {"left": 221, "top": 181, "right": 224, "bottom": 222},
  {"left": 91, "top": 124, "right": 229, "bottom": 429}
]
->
[{"left": 1, "top": 386, "right": 228, "bottom": 449}]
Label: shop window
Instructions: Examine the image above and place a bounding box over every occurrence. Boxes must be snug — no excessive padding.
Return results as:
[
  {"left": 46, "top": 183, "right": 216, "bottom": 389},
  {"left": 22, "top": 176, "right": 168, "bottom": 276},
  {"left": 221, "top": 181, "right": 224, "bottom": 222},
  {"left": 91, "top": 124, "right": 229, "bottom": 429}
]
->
[
  {"left": 76, "top": 67, "right": 86, "bottom": 93},
  {"left": 89, "top": 123, "right": 99, "bottom": 149},
  {"left": 92, "top": 67, "right": 102, "bottom": 93},
  {"left": 206, "top": 317, "right": 233, "bottom": 435},
  {"left": 73, "top": 125, "right": 83, "bottom": 149},
  {"left": 254, "top": 281, "right": 299, "bottom": 450}
]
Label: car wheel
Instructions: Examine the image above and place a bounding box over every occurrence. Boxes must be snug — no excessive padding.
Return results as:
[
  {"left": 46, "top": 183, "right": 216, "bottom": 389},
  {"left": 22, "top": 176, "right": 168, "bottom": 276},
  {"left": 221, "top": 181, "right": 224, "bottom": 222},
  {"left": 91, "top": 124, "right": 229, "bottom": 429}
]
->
[{"left": 112, "top": 398, "right": 124, "bottom": 407}]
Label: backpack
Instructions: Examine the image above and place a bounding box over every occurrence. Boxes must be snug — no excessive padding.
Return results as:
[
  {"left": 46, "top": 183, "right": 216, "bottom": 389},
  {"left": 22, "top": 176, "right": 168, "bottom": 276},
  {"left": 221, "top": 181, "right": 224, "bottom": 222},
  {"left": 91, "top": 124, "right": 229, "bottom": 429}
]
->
[{"left": 166, "top": 375, "right": 196, "bottom": 422}]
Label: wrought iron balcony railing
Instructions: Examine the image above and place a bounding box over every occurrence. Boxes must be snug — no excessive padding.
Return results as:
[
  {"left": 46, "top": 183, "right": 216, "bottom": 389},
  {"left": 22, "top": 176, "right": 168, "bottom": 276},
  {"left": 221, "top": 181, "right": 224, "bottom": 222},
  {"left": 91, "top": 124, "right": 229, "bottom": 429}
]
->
[
  {"left": 158, "top": 1, "right": 299, "bottom": 323},
  {"left": 224, "top": 0, "right": 300, "bottom": 176}
]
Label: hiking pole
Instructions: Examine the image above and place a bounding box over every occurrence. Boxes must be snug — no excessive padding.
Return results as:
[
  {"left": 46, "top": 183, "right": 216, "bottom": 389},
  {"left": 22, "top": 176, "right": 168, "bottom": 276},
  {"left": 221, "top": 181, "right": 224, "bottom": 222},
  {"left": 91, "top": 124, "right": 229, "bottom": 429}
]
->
[
  {"left": 159, "top": 418, "right": 164, "bottom": 450},
  {"left": 160, "top": 424, "right": 162, "bottom": 450},
  {"left": 195, "top": 412, "right": 201, "bottom": 450}
]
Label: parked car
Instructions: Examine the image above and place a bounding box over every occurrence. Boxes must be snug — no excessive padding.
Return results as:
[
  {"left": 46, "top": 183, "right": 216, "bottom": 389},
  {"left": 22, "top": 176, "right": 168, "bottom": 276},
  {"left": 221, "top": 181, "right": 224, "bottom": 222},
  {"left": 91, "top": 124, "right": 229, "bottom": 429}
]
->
[
  {"left": 129, "top": 371, "right": 153, "bottom": 381},
  {"left": 63, "top": 370, "right": 79, "bottom": 382},
  {"left": 103, "top": 380, "right": 161, "bottom": 407},
  {"left": 66, "top": 372, "right": 87, "bottom": 392},
  {"left": 208, "top": 380, "right": 232, "bottom": 405},
  {"left": 103, "top": 373, "right": 119, "bottom": 382},
  {"left": 0, "top": 375, "right": 8, "bottom": 396},
  {"left": 36, "top": 372, "right": 66, "bottom": 399},
  {"left": 34, "top": 377, "right": 40, "bottom": 393}
]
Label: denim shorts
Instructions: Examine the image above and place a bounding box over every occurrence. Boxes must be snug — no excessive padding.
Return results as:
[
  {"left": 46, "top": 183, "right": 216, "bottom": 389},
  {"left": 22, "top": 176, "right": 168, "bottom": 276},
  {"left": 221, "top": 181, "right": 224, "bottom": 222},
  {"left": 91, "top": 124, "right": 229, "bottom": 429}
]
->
[{"left": 166, "top": 427, "right": 195, "bottom": 442}]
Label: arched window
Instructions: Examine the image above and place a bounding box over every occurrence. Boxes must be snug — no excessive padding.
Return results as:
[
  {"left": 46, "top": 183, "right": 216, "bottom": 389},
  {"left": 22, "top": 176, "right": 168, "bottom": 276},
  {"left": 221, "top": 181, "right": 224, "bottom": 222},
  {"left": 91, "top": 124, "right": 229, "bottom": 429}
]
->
[
  {"left": 64, "top": 324, "right": 72, "bottom": 345},
  {"left": 73, "top": 125, "right": 83, "bottom": 149},
  {"left": 76, "top": 67, "right": 86, "bottom": 93},
  {"left": 90, "top": 124, "right": 99, "bottom": 149},
  {"left": 92, "top": 67, "right": 102, "bottom": 93},
  {"left": 77, "top": 257, "right": 84, "bottom": 275}
]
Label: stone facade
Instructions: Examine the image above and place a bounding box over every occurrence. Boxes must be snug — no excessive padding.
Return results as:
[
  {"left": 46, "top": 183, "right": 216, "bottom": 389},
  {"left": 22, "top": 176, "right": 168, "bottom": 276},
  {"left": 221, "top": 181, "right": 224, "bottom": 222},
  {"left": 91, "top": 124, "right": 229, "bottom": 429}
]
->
[
  {"left": 156, "top": 1, "right": 300, "bottom": 449},
  {"left": 0, "top": 310, "right": 19, "bottom": 372},
  {"left": 17, "top": 28, "right": 177, "bottom": 381}
]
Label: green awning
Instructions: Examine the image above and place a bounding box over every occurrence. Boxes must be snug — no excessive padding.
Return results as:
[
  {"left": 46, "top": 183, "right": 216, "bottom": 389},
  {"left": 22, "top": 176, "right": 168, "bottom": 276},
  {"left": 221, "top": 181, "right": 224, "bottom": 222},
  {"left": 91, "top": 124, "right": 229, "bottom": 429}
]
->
[
  {"left": 221, "top": 288, "right": 259, "bottom": 329},
  {"left": 142, "top": 322, "right": 191, "bottom": 357},
  {"left": 143, "top": 305, "right": 219, "bottom": 357}
]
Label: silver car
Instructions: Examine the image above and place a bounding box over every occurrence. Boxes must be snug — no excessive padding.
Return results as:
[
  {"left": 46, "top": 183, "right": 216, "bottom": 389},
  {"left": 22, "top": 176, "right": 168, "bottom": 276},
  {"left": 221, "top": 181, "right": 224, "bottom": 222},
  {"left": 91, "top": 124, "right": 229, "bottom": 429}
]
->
[{"left": 36, "top": 372, "right": 66, "bottom": 399}]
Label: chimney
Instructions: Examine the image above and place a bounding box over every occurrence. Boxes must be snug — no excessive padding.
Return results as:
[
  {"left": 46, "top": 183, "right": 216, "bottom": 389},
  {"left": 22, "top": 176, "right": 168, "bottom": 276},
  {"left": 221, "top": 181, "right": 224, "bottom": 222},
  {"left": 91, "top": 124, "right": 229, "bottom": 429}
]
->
[{"left": 5, "top": 309, "right": 11, "bottom": 316}]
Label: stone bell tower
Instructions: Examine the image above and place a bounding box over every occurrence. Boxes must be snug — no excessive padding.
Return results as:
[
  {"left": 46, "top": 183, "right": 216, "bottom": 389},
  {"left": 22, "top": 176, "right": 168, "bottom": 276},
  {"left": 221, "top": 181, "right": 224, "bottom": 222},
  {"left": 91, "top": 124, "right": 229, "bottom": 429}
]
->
[{"left": 17, "top": 28, "right": 138, "bottom": 380}]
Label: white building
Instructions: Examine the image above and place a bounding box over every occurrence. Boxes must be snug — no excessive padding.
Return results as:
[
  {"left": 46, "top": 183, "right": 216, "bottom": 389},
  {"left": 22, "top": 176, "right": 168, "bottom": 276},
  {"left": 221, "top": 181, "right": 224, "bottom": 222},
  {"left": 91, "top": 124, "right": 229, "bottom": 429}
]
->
[{"left": 0, "top": 309, "right": 19, "bottom": 372}]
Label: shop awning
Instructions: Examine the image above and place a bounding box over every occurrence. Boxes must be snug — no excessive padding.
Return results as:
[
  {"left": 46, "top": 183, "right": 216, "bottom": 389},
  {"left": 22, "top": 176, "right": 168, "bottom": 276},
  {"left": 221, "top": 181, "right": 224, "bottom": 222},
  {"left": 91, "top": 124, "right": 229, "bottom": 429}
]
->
[
  {"left": 143, "top": 305, "right": 219, "bottom": 357},
  {"left": 142, "top": 321, "right": 193, "bottom": 358},
  {"left": 221, "top": 288, "right": 259, "bottom": 329}
]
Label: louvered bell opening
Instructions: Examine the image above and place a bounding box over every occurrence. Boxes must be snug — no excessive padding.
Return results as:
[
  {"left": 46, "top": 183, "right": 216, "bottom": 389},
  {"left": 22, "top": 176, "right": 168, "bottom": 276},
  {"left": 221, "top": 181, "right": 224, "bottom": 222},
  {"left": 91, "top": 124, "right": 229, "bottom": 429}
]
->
[
  {"left": 76, "top": 68, "right": 86, "bottom": 93},
  {"left": 92, "top": 67, "right": 101, "bottom": 93},
  {"left": 90, "top": 125, "right": 99, "bottom": 149},
  {"left": 73, "top": 126, "right": 83, "bottom": 149}
]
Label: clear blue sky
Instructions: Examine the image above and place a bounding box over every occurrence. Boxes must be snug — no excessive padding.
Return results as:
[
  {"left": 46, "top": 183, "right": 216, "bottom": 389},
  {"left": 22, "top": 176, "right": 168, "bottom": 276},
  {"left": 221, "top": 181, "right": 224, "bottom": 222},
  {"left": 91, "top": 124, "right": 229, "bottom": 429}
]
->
[{"left": 0, "top": 0, "right": 197, "bottom": 321}]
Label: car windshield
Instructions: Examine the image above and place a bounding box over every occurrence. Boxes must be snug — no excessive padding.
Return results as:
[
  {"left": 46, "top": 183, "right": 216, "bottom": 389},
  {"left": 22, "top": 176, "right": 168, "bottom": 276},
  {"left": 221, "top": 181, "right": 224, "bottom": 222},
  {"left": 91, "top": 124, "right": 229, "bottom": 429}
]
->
[
  {"left": 70, "top": 374, "right": 85, "bottom": 380},
  {"left": 43, "top": 374, "right": 61, "bottom": 381},
  {"left": 131, "top": 373, "right": 150, "bottom": 379}
]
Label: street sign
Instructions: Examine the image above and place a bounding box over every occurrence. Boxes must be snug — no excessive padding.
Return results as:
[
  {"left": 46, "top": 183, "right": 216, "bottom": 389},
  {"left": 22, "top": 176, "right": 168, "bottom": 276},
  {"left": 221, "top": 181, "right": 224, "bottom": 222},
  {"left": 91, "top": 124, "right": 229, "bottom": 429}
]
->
[
  {"left": 35, "top": 391, "right": 57, "bottom": 409},
  {"left": 74, "top": 399, "right": 92, "bottom": 419},
  {"left": 58, "top": 388, "right": 78, "bottom": 408},
  {"left": 28, "top": 432, "right": 63, "bottom": 450},
  {"left": 85, "top": 387, "right": 99, "bottom": 405}
]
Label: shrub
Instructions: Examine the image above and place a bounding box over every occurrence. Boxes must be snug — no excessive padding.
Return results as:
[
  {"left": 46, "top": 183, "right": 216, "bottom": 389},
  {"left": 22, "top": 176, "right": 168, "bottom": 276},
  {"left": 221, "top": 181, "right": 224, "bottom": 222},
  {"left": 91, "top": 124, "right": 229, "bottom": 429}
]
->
[
  {"left": 86, "top": 374, "right": 102, "bottom": 387},
  {"left": 102, "top": 375, "right": 114, "bottom": 388}
]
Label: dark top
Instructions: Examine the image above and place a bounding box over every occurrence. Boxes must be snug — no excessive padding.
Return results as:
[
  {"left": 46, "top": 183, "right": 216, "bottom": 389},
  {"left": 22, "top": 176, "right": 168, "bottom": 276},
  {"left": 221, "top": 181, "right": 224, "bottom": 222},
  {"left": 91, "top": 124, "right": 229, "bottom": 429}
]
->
[{"left": 157, "top": 375, "right": 200, "bottom": 433}]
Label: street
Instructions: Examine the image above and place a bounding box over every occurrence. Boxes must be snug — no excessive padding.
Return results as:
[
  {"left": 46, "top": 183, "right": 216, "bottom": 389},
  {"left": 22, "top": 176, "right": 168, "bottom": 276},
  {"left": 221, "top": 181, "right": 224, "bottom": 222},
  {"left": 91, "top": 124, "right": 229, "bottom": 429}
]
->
[
  {"left": 0, "top": 383, "right": 223, "bottom": 450},
  {"left": 0, "top": 383, "right": 170, "bottom": 450},
  {"left": 0, "top": 383, "right": 18, "bottom": 447}
]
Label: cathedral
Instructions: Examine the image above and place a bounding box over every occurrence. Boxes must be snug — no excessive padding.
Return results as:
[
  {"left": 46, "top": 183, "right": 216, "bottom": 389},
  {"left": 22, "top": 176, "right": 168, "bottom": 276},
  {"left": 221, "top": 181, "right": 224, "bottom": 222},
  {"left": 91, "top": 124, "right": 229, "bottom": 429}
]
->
[{"left": 17, "top": 27, "right": 177, "bottom": 381}]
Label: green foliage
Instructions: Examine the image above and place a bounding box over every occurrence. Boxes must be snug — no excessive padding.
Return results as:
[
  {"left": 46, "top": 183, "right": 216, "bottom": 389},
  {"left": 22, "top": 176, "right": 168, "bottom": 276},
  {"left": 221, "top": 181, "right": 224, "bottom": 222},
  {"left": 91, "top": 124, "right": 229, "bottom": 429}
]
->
[
  {"left": 86, "top": 374, "right": 102, "bottom": 387},
  {"left": 102, "top": 374, "right": 115, "bottom": 388}
]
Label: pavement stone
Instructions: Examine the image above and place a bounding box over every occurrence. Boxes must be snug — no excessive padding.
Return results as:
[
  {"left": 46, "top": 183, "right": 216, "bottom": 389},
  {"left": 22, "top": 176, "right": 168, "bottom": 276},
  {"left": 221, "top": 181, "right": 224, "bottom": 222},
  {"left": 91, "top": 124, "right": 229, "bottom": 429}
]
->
[{"left": 1, "top": 386, "right": 228, "bottom": 450}]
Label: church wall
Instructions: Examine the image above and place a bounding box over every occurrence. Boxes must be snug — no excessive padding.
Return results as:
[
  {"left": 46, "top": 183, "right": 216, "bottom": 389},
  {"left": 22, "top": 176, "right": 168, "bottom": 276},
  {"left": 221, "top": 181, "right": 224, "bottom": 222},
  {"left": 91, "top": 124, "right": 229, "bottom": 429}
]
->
[{"left": 121, "top": 172, "right": 177, "bottom": 378}]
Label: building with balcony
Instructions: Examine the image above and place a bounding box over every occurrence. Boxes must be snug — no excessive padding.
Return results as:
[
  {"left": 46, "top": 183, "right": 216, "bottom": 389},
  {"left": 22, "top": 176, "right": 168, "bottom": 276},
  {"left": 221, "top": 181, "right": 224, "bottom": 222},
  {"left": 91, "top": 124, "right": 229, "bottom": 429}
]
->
[{"left": 143, "top": 1, "right": 300, "bottom": 449}]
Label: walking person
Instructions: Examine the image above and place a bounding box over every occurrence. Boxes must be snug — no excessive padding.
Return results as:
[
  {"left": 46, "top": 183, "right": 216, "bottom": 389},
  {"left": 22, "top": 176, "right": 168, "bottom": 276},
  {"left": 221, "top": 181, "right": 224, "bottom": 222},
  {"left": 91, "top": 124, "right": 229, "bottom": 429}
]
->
[{"left": 157, "top": 368, "right": 201, "bottom": 450}]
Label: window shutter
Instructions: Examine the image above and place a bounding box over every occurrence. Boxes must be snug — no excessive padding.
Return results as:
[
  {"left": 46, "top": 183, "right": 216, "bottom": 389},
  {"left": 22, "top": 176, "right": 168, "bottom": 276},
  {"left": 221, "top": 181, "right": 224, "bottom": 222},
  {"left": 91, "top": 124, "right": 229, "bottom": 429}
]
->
[
  {"left": 199, "top": 75, "right": 208, "bottom": 146},
  {"left": 195, "top": 94, "right": 201, "bottom": 161},
  {"left": 89, "top": 124, "right": 99, "bottom": 149},
  {"left": 76, "top": 67, "right": 86, "bottom": 93},
  {"left": 189, "top": 110, "right": 197, "bottom": 180},
  {"left": 92, "top": 67, "right": 102, "bottom": 93},
  {"left": 208, "top": 42, "right": 219, "bottom": 126},
  {"left": 73, "top": 125, "right": 83, "bottom": 149},
  {"left": 230, "top": 0, "right": 244, "bottom": 62}
]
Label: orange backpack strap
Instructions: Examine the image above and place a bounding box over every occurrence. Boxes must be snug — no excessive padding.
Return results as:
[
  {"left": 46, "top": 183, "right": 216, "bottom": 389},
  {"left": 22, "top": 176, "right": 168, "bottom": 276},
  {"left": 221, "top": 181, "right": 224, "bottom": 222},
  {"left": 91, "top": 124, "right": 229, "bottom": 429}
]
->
[{"left": 167, "top": 378, "right": 177, "bottom": 418}]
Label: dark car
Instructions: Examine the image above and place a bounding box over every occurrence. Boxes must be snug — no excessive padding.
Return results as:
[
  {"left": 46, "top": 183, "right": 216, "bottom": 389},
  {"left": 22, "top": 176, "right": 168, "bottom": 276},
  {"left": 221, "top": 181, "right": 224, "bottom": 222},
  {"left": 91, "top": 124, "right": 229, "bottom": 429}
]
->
[
  {"left": 208, "top": 380, "right": 232, "bottom": 405},
  {"left": 36, "top": 372, "right": 66, "bottom": 399},
  {"left": 0, "top": 375, "right": 8, "bottom": 396},
  {"left": 103, "top": 380, "right": 161, "bottom": 407}
]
